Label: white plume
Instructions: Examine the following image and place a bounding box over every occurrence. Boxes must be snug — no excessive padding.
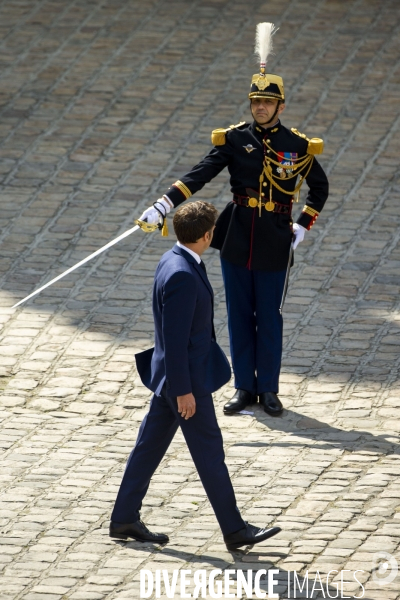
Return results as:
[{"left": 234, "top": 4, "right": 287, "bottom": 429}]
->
[{"left": 255, "top": 22, "right": 278, "bottom": 66}]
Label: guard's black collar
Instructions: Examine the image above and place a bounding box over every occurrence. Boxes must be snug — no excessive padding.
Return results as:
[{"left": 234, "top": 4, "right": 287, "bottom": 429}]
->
[{"left": 251, "top": 119, "right": 281, "bottom": 137}]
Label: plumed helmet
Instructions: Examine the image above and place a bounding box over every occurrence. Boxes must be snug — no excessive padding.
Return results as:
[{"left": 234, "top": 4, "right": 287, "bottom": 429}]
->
[{"left": 249, "top": 23, "right": 285, "bottom": 101}]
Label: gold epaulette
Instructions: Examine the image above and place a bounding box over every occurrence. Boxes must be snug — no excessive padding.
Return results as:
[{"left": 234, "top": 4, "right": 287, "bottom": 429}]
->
[
  {"left": 211, "top": 121, "right": 246, "bottom": 146},
  {"left": 291, "top": 127, "right": 324, "bottom": 155}
]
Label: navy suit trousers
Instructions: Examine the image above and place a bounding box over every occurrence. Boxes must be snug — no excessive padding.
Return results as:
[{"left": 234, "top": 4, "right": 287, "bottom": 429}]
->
[
  {"left": 221, "top": 258, "right": 286, "bottom": 394},
  {"left": 111, "top": 387, "right": 245, "bottom": 536}
]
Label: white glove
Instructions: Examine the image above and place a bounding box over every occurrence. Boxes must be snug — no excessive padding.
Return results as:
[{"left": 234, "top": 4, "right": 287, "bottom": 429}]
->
[
  {"left": 292, "top": 223, "right": 306, "bottom": 249},
  {"left": 138, "top": 197, "right": 172, "bottom": 225}
]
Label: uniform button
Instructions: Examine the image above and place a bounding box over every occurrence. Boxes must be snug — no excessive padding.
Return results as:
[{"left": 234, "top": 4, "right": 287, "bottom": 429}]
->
[
  {"left": 263, "top": 182, "right": 267, "bottom": 187},
  {"left": 267, "top": 139, "right": 271, "bottom": 143},
  {"left": 266, "top": 150, "right": 270, "bottom": 153}
]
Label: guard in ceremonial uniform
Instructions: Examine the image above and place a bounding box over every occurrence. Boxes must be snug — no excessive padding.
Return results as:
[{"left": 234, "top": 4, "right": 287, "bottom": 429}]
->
[{"left": 140, "top": 22, "right": 329, "bottom": 416}]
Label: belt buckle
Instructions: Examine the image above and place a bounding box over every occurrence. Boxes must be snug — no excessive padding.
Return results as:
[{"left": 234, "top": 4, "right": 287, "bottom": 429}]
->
[
  {"left": 248, "top": 197, "right": 258, "bottom": 208},
  {"left": 265, "top": 201, "right": 275, "bottom": 212}
]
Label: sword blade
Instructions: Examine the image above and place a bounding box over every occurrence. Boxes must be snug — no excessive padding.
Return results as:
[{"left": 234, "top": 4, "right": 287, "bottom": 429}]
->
[
  {"left": 279, "top": 242, "right": 294, "bottom": 315},
  {"left": 12, "top": 224, "right": 141, "bottom": 309}
]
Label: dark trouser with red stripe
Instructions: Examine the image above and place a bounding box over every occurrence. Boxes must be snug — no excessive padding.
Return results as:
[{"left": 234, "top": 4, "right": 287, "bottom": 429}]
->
[{"left": 221, "top": 258, "right": 286, "bottom": 395}]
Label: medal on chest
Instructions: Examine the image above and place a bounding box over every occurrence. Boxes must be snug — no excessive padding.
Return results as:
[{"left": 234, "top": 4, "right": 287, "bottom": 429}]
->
[{"left": 277, "top": 152, "right": 297, "bottom": 178}]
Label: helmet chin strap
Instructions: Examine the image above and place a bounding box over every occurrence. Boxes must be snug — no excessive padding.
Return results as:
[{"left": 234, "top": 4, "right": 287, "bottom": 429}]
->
[{"left": 251, "top": 100, "right": 281, "bottom": 127}]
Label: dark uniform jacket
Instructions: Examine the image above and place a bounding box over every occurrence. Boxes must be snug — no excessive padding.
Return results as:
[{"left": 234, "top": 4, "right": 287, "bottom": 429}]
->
[{"left": 164, "top": 120, "right": 329, "bottom": 271}]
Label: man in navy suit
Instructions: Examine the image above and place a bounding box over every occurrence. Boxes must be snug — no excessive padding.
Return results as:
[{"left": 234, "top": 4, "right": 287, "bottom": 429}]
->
[{"left": 109, "top": 201, "right": 281, "bottom": 550}]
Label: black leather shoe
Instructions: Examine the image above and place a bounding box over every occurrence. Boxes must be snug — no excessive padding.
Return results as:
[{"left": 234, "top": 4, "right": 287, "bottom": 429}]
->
[
  {"left": 109, "top": 520, "right": 169, "bottom": 544},
  {"left": 258, "top": 392, "right": 283, "bottom": 416},
  {"left": 223, "top": 389, "right": 257, "bottom": 414},
  {"left": 224, "top": 522, "right": 281, "bottom": 551}
]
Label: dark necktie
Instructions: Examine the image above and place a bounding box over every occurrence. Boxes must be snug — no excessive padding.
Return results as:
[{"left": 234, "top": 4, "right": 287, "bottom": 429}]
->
[{"left": 199, "top": 260, "right": 207, "bottom": 273}]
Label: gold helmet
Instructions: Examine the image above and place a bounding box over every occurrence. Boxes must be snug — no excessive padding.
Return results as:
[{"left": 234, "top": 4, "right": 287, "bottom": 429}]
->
[{"left": 248, "top": 23, "right": 284, "bottom": 101}]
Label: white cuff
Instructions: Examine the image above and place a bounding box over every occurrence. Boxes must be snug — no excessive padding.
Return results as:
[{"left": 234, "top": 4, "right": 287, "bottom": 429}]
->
[{"left": 162, "top": 194, "right": 174, "bottom": 208}]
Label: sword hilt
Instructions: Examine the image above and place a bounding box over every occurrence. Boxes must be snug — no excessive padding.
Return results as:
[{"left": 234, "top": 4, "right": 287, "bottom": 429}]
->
[
  {"left": 135, "top": 219, "right": 162, "bottom": 233},
  {"left": 135, "top": 210, "right": 169, "bottom": 237}
]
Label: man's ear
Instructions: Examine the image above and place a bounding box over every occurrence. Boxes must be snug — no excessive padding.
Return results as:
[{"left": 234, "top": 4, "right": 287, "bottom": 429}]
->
[
  {"left": 197, "top": 231, "right": 209, "bottom": 243},
  {"left": 205, "top": 227, "right": 215, "bottom": 241},
  {"left": 278, "top": 102, "right": 285, "bottom": 115}
]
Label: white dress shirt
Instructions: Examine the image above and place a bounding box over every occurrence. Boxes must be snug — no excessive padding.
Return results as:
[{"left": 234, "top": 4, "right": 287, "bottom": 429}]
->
[{"left": 177, "top": 241, "right": 201, "bottom": 264}]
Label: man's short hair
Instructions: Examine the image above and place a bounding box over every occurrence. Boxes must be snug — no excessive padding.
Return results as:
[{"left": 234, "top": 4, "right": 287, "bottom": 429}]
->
[{"left": 173, "top": 201, "right": 218, "bottom": 244}]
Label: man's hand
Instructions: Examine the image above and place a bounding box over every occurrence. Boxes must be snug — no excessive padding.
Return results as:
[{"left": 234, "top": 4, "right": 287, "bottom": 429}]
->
[
  {"left": 292, "top": 223, "right": 306, "bottom": 249},
  {"left": 138, "top": 197, "right": 172, "bottom": 225},
  {"left": 177, "top": 393, "right": 196, "bottom": 420}
]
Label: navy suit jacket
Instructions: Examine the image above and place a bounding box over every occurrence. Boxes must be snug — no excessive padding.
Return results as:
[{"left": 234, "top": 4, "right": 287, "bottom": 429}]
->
[{"left": 135, "top": 244, "right": 231, "bottom": 397}]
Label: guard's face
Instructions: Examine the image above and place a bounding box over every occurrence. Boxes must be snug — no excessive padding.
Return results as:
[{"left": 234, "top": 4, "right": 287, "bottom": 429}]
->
[{"left": 250, "top": 98, "right": 284, "bottom": 126}]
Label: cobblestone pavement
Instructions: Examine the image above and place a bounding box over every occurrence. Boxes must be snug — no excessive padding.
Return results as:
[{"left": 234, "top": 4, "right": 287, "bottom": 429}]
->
[{"left": 0, "top": 0, "right": 400, "bottom": 598}]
